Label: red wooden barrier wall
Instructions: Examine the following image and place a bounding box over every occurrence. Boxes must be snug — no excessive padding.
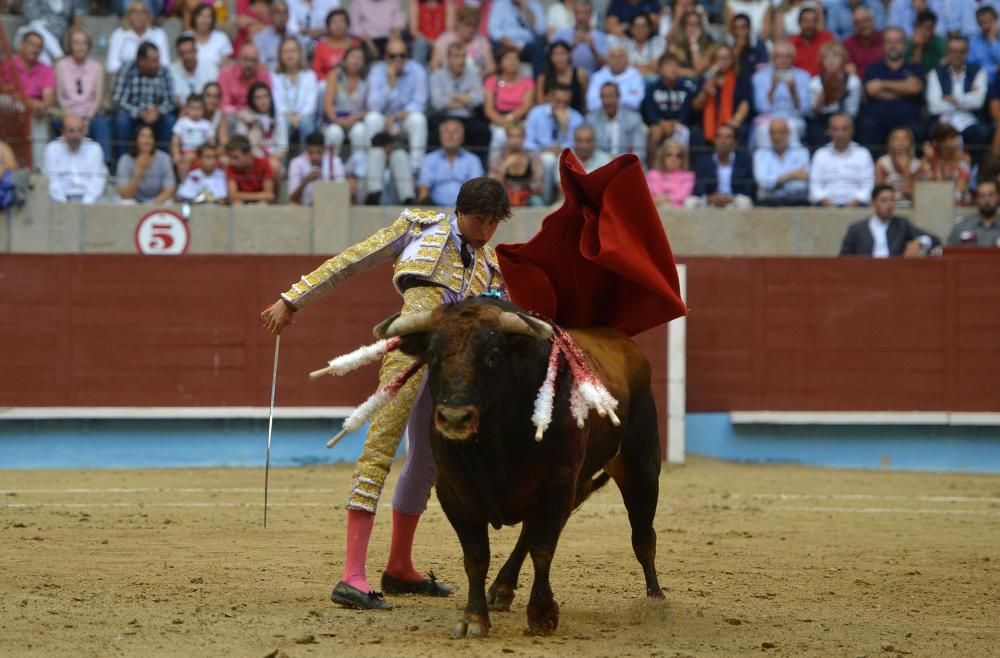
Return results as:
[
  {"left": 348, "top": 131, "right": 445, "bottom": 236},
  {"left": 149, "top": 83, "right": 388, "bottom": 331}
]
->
[
  {"left": 683, "top": 256, "right": 1000, "bottom": 412},
  {"left": 2, "top": 255, "right": 996, "bottom": 419}
]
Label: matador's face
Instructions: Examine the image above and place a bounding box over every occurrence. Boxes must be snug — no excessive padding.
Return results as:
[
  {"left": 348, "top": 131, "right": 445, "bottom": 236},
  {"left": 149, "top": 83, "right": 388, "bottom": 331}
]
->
[{"left": 457, "top": 213, "right": 500, "bottom": 250}]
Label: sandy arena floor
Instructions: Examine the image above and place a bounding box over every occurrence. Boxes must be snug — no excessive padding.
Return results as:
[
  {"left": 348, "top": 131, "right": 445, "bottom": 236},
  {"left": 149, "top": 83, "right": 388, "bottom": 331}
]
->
[{"left": 1, "top": 456, "right": 999, "bottom": 658}]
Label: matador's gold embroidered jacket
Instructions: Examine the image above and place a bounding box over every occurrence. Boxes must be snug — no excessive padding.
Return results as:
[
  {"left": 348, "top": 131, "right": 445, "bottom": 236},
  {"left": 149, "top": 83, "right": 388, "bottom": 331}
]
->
[{"left": 281, "top": 208, "right": 505, "bottom": 310}]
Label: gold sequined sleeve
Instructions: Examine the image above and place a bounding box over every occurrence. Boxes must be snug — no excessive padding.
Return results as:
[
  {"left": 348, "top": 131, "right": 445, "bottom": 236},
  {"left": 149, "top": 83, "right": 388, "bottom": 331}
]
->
[{"left": 281, "top": 216, "right": 414, "bottom": 310}]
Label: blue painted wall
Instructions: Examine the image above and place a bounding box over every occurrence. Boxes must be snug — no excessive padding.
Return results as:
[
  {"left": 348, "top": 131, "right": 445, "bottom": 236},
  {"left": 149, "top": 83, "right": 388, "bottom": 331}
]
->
[
  {"left": 2, "top": 414, "right": 998, "bottom": 472},
  {"left": 0, "top": 419, "right": 375, "bottom": 469},
  {"left": 687, "top": 413, "right": 1000, "bottom": 473}
]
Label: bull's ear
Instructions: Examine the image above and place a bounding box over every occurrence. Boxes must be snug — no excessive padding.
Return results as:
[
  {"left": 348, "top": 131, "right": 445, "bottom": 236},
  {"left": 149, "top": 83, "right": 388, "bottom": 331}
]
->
[{"left": 372, "top": 313, "right": 402, "bottom": 339}]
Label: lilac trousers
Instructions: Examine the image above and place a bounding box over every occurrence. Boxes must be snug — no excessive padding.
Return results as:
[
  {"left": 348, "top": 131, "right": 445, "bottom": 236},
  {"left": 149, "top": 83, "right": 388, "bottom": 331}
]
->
[{"left": 391, "top": 372, "right": 438, "bottom": 516}]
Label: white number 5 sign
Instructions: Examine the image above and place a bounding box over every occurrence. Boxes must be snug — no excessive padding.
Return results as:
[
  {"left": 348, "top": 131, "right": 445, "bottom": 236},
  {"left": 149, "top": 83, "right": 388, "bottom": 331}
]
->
[{"left": 134, "top": 210, "right": 190, "bottom": 255}]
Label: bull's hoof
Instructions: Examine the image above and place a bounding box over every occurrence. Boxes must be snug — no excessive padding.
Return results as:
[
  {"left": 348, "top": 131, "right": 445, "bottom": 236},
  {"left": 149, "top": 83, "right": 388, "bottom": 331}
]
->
[
  {"left": 525, "top": 600, "right": 559, "bottom": 636},
  {"left": 451, "top": 613, "right": 490, "bottom": 639},
  {"left": 487, "top": 583, "right": 515, "bottom": 611},
  {"left": 647, "top": 586, "right": 665, "bottom": 599}
]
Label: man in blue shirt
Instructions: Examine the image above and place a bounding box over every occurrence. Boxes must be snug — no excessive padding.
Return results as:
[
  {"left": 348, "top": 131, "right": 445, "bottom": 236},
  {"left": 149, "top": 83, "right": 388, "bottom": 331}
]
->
[
  {"left": 752, "top": 118, "right": 810, "bottom": 206},
  {"left": 524, "top": 83, "right": 585, "bottom": 202},
  {"left": 488, "top": 0, "right": 548, "bottom": 75},
  {"left": 859, "top": 27, "right": 926, "bottom": 150},
  {"left": 969, "top": 6, "right": 1000, "bottom": 84},
  {"left": 641, "top": 53, "right": 697, "bottom": 157},
  {"left": 417, "top": 119, "right": 485, "bottom": 206},
  {"left": 827, "top": 0, "right": 886, "bottom": 40},
  {"left": 364, "top": 38, "right": 429, "bottom": 170},
  {"left": 551, "top": 0, "right": 608, "bottom": 73}
]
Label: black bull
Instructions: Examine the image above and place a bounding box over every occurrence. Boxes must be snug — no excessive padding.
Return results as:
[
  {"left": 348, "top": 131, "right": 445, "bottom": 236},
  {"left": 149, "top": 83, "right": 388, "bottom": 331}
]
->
[{"left": 374, "top": 297, "right": 664, "bottom": 637}]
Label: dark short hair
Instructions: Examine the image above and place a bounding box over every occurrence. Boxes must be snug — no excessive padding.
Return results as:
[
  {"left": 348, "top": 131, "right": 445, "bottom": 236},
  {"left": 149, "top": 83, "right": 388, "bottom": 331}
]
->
[
  {"left": 551, "top": 82, "right": 573, "bottom": 95},
  {"left": 186, "top": 93, "right": 204, "bottom": 105},
  {"left": 872, "top": 183, "right": 895, "bottom": 199},
  {"left": 305, "top": 131, "right": 325, "bottom": 148},
  {"left": 197, "top": 140, "right": 217, "bottom": 157},
  {"left": 798, "top": 6, "right": 818, "bottom": 22},
  {"left": 731, "top": 12, "right": 750, "bottom": 26},
  {"left": 455, "top": 178, "right": 511, "bottom": 221},
  {"left": 916, "top": 9, "right": 937, "bottom": 25},
  {"left": 137, "top": 41, "right": 159, "bottom": 61},
  {"left": 977, "top": 5, "right": 997, "bottom": 19},
  {"left": 600, "top": 81, "right": 620, "bottom": 95},
  {"left": 978, "top": 179, "right": 999, "bottom": 193},
  {"left": 326, "top": 8, "right": 349, "bottom": 28},
  {"left": 225, "top": 134, "right": 252, "bottom": 154},
  {"left": 371, "top": 131, "right": 395, "bottom": 148},
  {"left": 176, "top": 33, "right": 195, "bottom": 49},
  {"left": 658, "top": 52, "right": 680, "bottom": 67}
]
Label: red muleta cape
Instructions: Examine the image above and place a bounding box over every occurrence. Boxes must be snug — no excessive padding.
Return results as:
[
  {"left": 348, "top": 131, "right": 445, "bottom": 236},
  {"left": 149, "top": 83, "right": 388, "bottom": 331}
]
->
[{"left": 497, "top": 150, "right": 687, "bottom": 337}]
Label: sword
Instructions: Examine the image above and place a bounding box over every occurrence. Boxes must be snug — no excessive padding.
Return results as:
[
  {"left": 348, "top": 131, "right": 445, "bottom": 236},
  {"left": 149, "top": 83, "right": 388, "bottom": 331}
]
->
[{"left": 263, "top": 334, "right": 281, "bottom": 528}]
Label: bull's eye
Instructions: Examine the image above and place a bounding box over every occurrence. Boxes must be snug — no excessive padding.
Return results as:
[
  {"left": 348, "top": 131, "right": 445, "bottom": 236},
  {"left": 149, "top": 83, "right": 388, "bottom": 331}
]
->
[{"left": 484, "top": 347, "right": 501, "bottom": 369}]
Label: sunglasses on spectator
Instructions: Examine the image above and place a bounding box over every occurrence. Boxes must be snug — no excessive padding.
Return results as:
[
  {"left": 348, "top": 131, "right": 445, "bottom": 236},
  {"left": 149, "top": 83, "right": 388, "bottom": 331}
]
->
[{"left": 76, "top": 78, "right": 83, "bottom": 94}]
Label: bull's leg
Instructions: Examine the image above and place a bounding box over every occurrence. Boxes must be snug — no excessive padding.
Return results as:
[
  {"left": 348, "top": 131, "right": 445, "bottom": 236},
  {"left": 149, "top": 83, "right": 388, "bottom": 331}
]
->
[
  {"left": 439, "top": 494, "right": 491, "bottom": 638},
  {"left": 614, "top": 390, "right": 664, "bottom": 598},
  {"left": 523, "top": 481, "right": 574, "bottom": 635},
  {"left": 487, "top": 525, "right": 528, "bottom": 612}
]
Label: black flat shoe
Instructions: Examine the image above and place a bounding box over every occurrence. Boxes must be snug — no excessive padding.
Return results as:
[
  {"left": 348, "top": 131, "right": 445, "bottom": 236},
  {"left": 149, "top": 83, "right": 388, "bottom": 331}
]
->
[
  {"left": 381, "top": 570, "right": 454, "bottom": 597},
  {"left": 330, "top": 581, "right": 392, "bottom": 610}
]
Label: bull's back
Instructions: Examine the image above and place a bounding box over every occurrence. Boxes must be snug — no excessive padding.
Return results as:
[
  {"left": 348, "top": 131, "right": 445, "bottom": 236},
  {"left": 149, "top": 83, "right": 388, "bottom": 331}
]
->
[{"left": 566, "top": 328, "right": 651, "bottom": 407}]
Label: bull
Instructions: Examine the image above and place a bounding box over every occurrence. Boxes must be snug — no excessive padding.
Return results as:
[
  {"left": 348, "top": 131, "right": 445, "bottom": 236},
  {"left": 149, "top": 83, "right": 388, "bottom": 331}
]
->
[{"left": 373, "top": 296, "right": 664, "bottom": 638}]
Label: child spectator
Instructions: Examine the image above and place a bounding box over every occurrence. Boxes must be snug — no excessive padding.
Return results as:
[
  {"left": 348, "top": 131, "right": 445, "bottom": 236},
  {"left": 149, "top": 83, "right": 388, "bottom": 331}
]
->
[
  {"left": 172, "top": 94, "right": 215, "bottom": 180},
  {"left": 225, "top": 134, "right": 277, "bottom": 205},
  {"left": 177, "top": 142, "right": 229, "bottom": 203},
  {"left": 288, "top": 131, "right": 347, "bottom": 206},
  {"left": 234, "top": 82, "right": 289, "bottom": 176},
  {"left": 646, "top": 139, "right": 695, "bottom": 207}
]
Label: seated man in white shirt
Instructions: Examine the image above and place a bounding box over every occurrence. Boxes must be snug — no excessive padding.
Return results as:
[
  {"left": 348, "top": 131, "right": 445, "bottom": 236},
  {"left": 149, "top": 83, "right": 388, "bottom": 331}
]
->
[
  {"left": 753, "top": 118, "right": 810, "bottom": 206},
  {"left": 177, "top": 142, "right": 229, "bottom": 203},
  {"left": 585, "top": 43, "right": 646, "bottom": 112},
  {"left": 43, "top": 114, "right": 108, "bottom": 204},
  {"left": 839, "top": 183, "right": 940, "bottom": 256},
  {"left": 288, "top": 131, "right": 347, "bottom": 206},
  {"left": 808, "top": 113, "right": 874, "bottom": 207},
  {"left": 926, "top": 35, "right": 992, "bottom": 153}
]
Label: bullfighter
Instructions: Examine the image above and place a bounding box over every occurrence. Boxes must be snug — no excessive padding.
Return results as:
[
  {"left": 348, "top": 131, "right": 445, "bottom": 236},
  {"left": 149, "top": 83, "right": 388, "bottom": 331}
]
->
[{"left": 260, "top": 178, "right": 510, "bottom": 610}]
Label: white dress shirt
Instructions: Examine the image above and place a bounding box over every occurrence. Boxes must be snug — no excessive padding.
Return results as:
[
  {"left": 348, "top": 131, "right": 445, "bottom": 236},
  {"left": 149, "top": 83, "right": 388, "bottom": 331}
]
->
[
  {"left": 585, "top": 65, "right": 646, "bottom": 112},
  {"left": 808, "top": 141, "right": 875, "bottom": 206},
  {"left": 868, "top": 216, "right": 890, "bottom": 258},
  {"left": 925, "top": 66, "right": 988, "bottom": 133},
  {"left": 106, "top": 26, "right": 171, "bottom": 75},
  {"left": 43, "top": 138, "right": 108, "bottom": 204},
  {"left": 170, "top": 60, "right": 213, "bottom": 105}
]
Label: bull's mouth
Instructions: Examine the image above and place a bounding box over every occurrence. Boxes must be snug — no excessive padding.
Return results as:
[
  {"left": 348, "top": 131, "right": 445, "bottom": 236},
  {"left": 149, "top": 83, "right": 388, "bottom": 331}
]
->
[{"left": 434, "top": 405, "right": 480, "bottom": 441}]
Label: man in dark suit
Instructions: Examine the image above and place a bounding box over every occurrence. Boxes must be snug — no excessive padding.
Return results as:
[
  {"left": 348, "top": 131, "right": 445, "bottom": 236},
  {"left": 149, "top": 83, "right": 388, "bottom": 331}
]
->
[
  {"left": 690, "top": 124, "right": 754, "bottom": 208},
  {"left": 839, "top": 183, "right": 941, "bottom": 256}
]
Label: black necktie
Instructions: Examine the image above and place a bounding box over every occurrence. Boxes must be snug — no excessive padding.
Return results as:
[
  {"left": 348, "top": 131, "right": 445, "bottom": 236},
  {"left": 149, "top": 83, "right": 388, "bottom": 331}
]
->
[{"left": 459, "top": 235, "right": 472, "bottom": 269}]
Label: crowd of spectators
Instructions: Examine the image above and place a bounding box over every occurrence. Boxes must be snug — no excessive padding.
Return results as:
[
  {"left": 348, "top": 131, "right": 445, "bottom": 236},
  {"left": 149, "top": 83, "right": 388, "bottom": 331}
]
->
[{"left": 7, "top": 0, "right": 1000, "bottom": 217}]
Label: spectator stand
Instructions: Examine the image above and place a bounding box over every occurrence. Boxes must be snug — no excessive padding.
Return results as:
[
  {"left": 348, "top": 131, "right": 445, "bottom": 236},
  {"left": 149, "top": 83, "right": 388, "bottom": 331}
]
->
[{"left": 0, "top": 21, "right": 33, "bottom": 169}]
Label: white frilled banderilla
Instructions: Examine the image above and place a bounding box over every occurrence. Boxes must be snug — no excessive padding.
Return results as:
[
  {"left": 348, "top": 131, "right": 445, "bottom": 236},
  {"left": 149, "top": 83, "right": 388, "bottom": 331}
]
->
[{"left": 310, "top": 318, "right": 620, "bottom": 447}]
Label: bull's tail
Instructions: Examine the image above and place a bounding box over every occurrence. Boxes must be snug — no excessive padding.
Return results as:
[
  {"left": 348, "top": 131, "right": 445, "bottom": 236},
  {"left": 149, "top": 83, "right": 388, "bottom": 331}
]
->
[{"left": 575, "top": 472, "right": 612, "bottom": 508}]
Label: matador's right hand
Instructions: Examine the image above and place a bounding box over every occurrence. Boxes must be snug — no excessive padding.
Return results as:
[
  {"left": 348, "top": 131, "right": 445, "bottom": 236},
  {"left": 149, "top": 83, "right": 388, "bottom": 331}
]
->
[{"left": 261, "top": 299, "right": 294, "bottom": 336}]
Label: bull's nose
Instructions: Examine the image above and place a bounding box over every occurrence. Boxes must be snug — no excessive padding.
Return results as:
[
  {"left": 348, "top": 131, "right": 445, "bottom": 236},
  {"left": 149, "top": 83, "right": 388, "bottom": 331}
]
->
[{"left": 434, "top": 405, "right": 480, "bottom": 439}]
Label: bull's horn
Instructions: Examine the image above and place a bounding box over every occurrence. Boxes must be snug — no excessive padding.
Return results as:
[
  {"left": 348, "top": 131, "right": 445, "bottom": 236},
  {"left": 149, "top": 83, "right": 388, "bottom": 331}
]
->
[
  {"left": 499, "top": 312, "right": 553, "bottom": 340},
  {"left": 373, "top": 311, "right": 435, "bottom": 339}
]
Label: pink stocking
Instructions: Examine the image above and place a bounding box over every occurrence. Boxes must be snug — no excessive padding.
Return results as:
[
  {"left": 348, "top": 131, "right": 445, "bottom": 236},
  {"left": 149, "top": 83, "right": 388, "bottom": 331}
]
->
[
  {"left": 384, "top": 508, "right": 425, "bottom": 582},
  {"left": 340, "top": 509, "right": 376, "bottom": 592}
]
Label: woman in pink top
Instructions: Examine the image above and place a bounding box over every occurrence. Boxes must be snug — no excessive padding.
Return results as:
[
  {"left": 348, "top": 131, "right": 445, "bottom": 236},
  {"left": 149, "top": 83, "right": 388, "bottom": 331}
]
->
[
  {"left": 484, "top": 46, "right": 535, "bottom": 161},
  {"left": 646, "top": 140, "right": 695, "bottom": 208}
]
